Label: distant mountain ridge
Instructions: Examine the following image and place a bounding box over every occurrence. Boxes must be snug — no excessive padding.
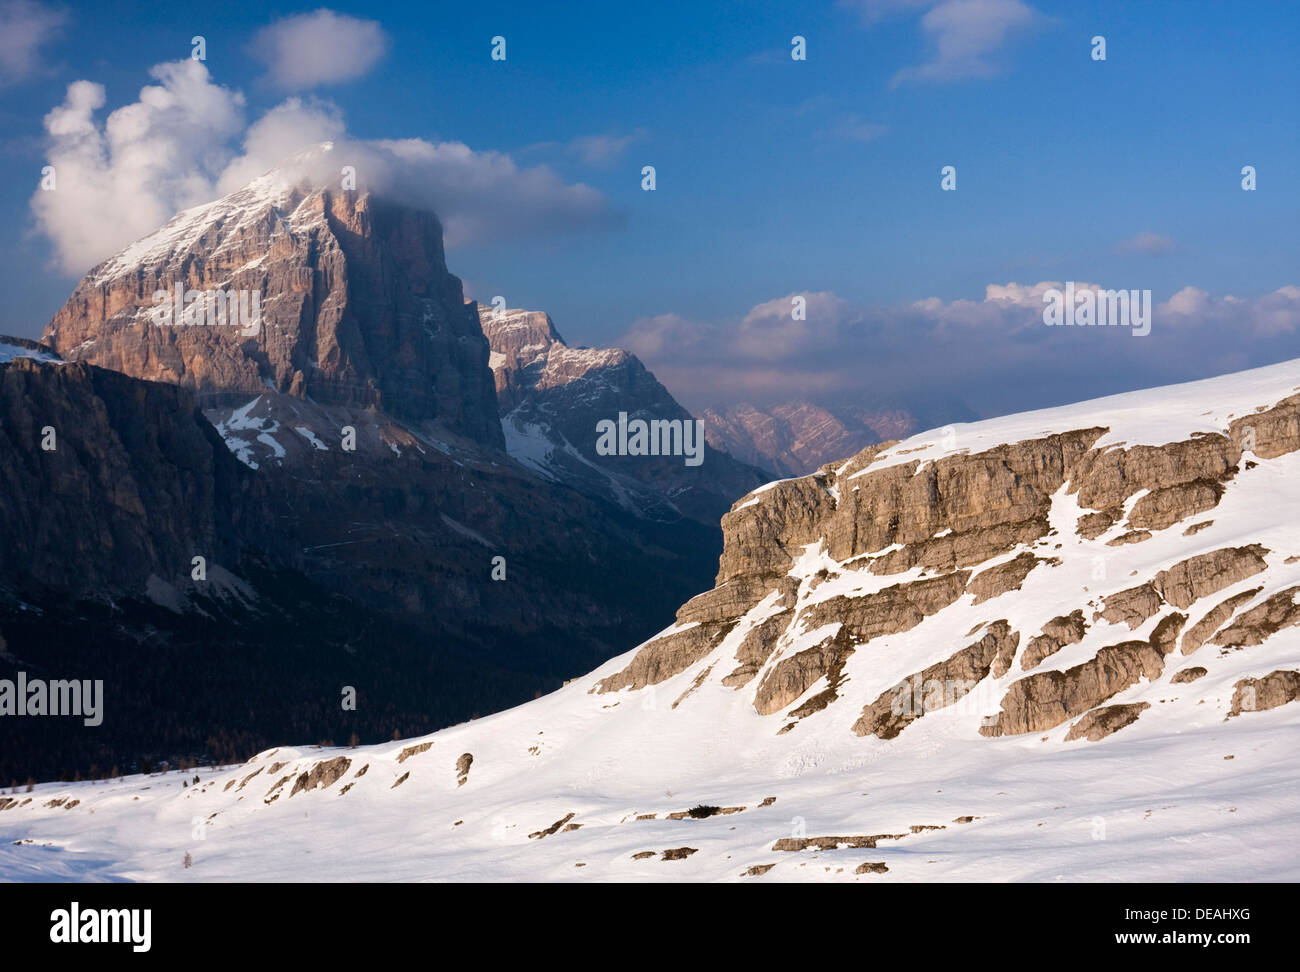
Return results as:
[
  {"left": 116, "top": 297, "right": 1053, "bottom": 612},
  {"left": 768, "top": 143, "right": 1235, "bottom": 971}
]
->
[
  {"left": 701, "top": 397, "right": 979, "bottom": 478},
  {"left": 480, "top": 305, "right": 765, "bottom": 524}
]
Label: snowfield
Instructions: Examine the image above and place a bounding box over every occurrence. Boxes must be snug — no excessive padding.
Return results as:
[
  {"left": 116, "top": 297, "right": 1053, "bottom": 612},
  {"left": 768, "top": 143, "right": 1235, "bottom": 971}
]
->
[{"left": 2, "top": 360, "right": 1298, "bottom": 882}]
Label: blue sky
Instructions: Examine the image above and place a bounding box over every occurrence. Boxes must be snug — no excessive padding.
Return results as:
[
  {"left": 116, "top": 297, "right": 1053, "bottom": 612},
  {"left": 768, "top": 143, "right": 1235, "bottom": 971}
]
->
[{"left": 2, "top": 0, "right": 1297, "bottom": 415}]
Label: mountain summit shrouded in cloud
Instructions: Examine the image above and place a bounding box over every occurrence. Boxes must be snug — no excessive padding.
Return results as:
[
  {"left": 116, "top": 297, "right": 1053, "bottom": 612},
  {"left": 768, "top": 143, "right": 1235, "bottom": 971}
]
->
[{"left": 30, "top": 58, "right": 620, "bottom": 277}]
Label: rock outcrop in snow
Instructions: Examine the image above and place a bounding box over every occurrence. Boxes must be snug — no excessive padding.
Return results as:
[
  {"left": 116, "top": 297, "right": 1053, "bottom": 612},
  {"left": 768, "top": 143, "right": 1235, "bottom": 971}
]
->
[{"left": 597, "top": 365, "right": 1300, "bottom": 748}]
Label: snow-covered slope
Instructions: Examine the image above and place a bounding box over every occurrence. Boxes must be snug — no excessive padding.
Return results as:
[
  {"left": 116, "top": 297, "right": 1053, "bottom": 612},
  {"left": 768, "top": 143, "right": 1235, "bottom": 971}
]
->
[
  {"left": 0, "top": 336, "right": 61, "bottom": 365},
  {"left": 3, "top": 359, "right": 1298, "bottom": 882}
]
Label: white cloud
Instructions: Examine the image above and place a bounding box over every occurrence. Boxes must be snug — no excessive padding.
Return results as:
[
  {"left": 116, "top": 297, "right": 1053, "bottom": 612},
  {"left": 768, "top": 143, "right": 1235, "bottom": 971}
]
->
[
  {"left": 841, "top": 0, "right": 933, "bottom": 24},
  {"left": 622, "top": 313, "right": 703, "bottom": 358},
  {"left": 250, "top": 9, "right": 388, "bottom": 90},
  {"left": 735, "top": 292, "right": 849, "bottom": 359},
  {"left": 215, "top": 97, "right": 345, "bottom": 194},
  {"left": 0, "top": 0, "right": 65, "bottom": 84},
  {"left": 619, "top": 283, "right": 1300, "bottom": 414},
  {"left": 1116, "top": 231, "right": 1175, "bottom": 256},
  {"left": 32, "top": 59, "right": 619, "bottom": 275},
  {"left": 982, "top": 280, "right": 1067, "bottom": 306},
  {"left": 567, "top": 131, "right": 645, "bottom": 166},
  {"left": 826, "top": 115, "right": 888, "bottom": 143},
  {"left": 521, "top": 130, "right": 647, "bottom": 167},
  {"left": 33, "top": 60, "right": 245, "bottom": 274},
  {"left": 857, "top": 0, "right": 1041, "bottom": 86},
  {"left": 1160, "top": 285, "right": 1300, "bottom": 337},
  {"left": 349, "top": 137, "right": 617, "bottom": 246}
]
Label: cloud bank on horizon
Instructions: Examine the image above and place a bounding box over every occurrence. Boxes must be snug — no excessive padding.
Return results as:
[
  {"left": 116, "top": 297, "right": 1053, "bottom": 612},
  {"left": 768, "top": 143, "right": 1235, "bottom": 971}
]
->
[{"left": 622, "top": 283, "right": 1300, "bottom": 417}]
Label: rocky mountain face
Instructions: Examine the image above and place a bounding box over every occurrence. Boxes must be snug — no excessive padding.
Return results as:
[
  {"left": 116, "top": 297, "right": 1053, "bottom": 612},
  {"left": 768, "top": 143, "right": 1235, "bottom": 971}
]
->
[
  {"left": 0, "top": 351, "right": 264, "bottom": 600},
  {"left": 700, "top": 402, "right": 883, "bottom": 478},
  {"left": 701, "top": 398, "right": 977, "bottom": 478},
  {"left": 8, "top": 361, "right": 1297, "bottom": 881},
  {"left": 479, "top": 305, "right": 766, "bottom": 524},
  {"left": 44, "top": 145, "right": 502, "bottom": 447}
]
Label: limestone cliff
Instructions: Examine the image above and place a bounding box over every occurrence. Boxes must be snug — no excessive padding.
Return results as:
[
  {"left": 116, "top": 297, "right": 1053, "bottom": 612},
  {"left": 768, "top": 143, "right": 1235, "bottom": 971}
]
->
[{"left": 595, "top": 360, "right": 1300, "bottom": 746}]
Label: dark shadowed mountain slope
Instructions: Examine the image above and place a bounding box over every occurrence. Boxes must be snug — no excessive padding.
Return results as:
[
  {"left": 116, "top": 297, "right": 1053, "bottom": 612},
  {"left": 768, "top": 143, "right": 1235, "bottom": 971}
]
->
[{"left": 0, "top": 349, "right": 721, "bottom": 782}]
